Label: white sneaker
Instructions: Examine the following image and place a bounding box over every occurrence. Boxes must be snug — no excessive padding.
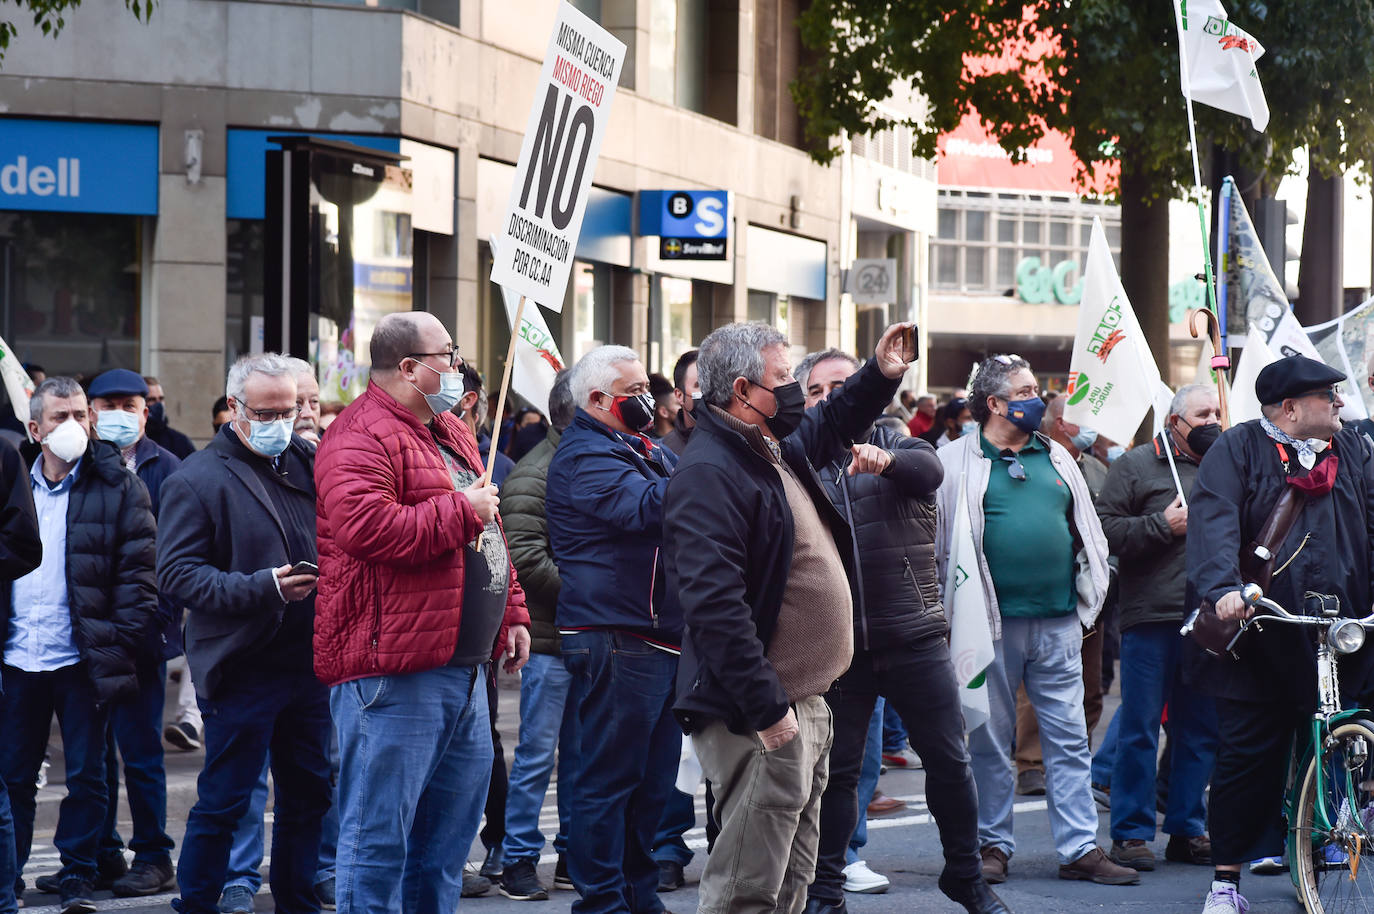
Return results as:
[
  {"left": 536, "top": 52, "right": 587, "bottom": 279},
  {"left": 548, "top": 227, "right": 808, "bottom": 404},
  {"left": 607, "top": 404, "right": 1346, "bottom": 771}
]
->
[
  {"left": 881, "top": 747, "right": 922, "bottom": 769},
  {"left": 842, "top": 860, "right": 890, "bottom": 894},
  {"left": 1201, "top": 881, "right": 1249, "bottom": 913}
]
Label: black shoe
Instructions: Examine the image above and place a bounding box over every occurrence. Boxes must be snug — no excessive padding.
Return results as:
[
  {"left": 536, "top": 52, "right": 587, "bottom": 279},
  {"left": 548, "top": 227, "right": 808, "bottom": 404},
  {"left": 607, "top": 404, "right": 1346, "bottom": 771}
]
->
[
  {"left": 58, "top": 877, "right": 97, "bottom": 914},
  {"left": 315, "top": 876, "right": 336, "bottom": 910},
  {"left": 96, "top": 850, "right": 129, "bottom": 889},
  {"left": 801, "top": 897, "right": 848, "bottom": 914},
  {"left": 658, "top": 860, "right": 685, "bottom": 892},
  {"left": 553, "top": 855, "right": 574, "bottom": 891},
  {"left": 480, "top": 845, "right": 504, "bottom": 879},
  {"left": 112, "top": 859, "right": 174, "bottom": 897},
  {"left": 34, "top": 874, "right": 61, "bottom": 895},
  {"left": 498, "top": 859, "right": 549, "bottom": 901},
  {"left": 938, "top": 873, "right": 1011, "bottom": 914},
  {"left": 164, "top": 721, "right": 201, "bottom": 751},
  {"left": 462, "top": 869, "right": 492, "bottom": 898}
]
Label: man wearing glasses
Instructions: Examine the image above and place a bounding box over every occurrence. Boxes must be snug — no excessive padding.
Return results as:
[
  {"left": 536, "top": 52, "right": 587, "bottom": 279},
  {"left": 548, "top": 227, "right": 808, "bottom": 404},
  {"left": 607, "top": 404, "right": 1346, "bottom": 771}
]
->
[
  {"left": 158, "top": 353, "right": 332, "bottom": 914},
  {"left": 314, "top": 311, "right": 530, "bottom": 914},
  {"left": 934, "top": 354, "right": 1129, "bottom": 887}
]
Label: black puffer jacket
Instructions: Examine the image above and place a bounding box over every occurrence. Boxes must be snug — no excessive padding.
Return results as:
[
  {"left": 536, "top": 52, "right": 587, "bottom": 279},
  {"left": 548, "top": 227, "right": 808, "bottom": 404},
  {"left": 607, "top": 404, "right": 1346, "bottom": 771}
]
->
[
  {"left": 16, "top": 439, "right": 158, "bottom": 704},
  {"left": 502, "top": 427, "right": 562, "bottom": 656},
  {"left": 821, "top": 423, "right": 945, "bottom": 650}
]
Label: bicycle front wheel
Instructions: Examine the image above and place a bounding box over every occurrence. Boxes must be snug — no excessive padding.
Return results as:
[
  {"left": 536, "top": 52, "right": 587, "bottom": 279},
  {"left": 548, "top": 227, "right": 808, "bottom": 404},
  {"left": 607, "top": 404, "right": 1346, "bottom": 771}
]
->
[{"left": 1294, "top": 719, "right": 1374, "bottom": 914}]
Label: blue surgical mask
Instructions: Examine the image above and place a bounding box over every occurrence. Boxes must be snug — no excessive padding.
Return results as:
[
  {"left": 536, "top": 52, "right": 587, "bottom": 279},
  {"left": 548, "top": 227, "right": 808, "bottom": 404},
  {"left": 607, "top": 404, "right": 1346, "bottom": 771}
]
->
[
  {"left": 410, "top": 362, "right": 465, "bottom": 415},
  {"left": 96, "top": 409, "right": 141, "bottom": 450},
  {"left": 1070, "top": 426, "right": 1099, "bottom": 452},
  {"left": 1004, "top": 396, "right": 1047, "bottom": 434},
  {"left": 960, "top": 420, "right": 979, "bottom": 438},
  {"left": 247, "top": 417, "right": 293, "bottom": 457},
  {"left": 1106, "top": 444, "right": 1126, "bottom": 463}
]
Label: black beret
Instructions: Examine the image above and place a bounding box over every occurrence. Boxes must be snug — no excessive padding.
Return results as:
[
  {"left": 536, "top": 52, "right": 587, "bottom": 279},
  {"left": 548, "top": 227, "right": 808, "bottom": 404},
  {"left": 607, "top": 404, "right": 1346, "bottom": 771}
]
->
[
  {"left": 1255, "top": 355, "right": 1346, "bottom": 406},
  {"left": 87, "top": 368, "right": 149, "bottom": 399}
]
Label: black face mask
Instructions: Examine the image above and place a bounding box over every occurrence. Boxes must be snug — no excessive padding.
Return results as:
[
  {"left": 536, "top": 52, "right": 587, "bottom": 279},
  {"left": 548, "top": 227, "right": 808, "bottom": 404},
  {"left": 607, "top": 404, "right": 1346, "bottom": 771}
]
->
[
  {"left": 744, "top": 380, "right": 805, "bottom": 440},
  {"left": 609, "top": 392, "right": 656, "bottom": 434},
  {"left": 1179, "top": 419, "right": 1222, "bottom": 456},
  {"left": 148, "top": 401, "right": 166, "bottom": 429}
]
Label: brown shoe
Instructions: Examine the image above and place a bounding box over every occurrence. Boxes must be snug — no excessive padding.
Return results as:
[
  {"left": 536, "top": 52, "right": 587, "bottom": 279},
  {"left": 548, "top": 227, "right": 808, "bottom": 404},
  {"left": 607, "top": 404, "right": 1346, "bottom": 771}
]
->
[
  {"left": 1164, "top": 834, "right": 1213, "bottom": 865},
  {"left": 1059, "top": 847, "right": 1140, "bottom": 885},
  {"left": 1109, "top": 839, "right": 1156, "bottom": 872},
  {"left": 1015, "top": 768, "right": 1046, "bottom": 796},
  {"left": 866, "top": 792, "right": 908, "bottom": 817},
  {"left": 980, "top": 846, "right": 1009, "bottom": 885}
]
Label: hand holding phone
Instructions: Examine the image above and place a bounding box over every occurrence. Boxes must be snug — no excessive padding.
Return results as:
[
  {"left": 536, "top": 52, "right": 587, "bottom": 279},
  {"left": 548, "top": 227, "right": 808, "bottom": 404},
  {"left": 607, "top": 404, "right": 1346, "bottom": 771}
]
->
[
  {"left": 288, "top": 561, "right": 319, "bottom": 577},
  {"left": 901, "top": 324, "right": 919, "bottom": 363}
]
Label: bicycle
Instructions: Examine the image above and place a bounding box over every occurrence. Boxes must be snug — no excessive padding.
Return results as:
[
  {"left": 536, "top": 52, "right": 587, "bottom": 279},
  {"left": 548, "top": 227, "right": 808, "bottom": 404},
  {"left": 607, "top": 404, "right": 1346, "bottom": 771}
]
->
[{"left": 1186, "top": 584, "right": 1374, "bottom": 913}]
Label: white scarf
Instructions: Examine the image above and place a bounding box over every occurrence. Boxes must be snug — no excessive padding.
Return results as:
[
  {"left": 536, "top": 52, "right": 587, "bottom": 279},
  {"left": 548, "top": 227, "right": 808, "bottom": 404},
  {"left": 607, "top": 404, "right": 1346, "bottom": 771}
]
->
[{"left": 1259, "top": 416, "right": 1329, "bottom": 470}]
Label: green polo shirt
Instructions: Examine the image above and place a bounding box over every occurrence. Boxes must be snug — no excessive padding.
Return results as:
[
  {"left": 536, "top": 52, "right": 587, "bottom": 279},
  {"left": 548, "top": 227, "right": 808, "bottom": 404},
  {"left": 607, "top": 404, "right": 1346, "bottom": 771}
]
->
[{"left": 979, "top": 432, "right": 1076, "bottom": 619}]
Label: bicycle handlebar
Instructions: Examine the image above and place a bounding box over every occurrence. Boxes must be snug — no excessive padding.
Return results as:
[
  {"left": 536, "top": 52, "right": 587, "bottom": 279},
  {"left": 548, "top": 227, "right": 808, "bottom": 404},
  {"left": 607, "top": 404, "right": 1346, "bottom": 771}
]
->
[{"left": 1238, "top": 583, "right": 1374, "bottom": 629}]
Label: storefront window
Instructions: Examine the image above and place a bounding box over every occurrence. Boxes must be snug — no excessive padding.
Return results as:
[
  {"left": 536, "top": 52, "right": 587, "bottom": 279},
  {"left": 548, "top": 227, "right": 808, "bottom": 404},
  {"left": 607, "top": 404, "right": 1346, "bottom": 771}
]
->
[
  {"left": 226, "top": 219, "right": 266, "bottom": 366},
  {"left": 653, "top": 275, "right": 693, "bottom": 375},
  {"left": 572, "top": 261, "right": 611, "bottom": 362},
  {"left": 0, "top": 211, "right": 141, "bottom": 379}
]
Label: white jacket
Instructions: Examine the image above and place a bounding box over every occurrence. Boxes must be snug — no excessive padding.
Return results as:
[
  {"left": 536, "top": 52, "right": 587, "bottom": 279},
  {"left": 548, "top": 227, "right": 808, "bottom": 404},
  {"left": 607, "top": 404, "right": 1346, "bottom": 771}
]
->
[{"left": 934, "top": 430, "right": 1110, "bottom": 640}]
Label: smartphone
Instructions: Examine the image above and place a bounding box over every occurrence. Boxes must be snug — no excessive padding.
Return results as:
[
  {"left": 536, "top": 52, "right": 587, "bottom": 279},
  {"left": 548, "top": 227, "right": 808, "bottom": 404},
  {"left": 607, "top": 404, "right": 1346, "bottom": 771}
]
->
[
  {"left": 289, "top": 561, "right": 319, "bottom": 576},
  {"left": 901, "top": 323, "right": 919, "bottom": 362}
]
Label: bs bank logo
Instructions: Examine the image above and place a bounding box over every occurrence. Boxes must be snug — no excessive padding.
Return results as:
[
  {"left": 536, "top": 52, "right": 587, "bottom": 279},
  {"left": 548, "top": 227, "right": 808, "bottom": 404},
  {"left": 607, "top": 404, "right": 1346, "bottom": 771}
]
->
[{"left": 0, "top": 156, "right": 81, "bottom": 200}]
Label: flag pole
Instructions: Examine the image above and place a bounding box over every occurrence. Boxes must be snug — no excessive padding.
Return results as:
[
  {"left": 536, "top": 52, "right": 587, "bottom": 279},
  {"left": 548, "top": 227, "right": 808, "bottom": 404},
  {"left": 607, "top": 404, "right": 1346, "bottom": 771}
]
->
[
  {"left": 1173, "top": 1, "right": 1231, "bottom": 391},
  {"left": 482, "top": 295, "right": 527, "bottom": 488}
]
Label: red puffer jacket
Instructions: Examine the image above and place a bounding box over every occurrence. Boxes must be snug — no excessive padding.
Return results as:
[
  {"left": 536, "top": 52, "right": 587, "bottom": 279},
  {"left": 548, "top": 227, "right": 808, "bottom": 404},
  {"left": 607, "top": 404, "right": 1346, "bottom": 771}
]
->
[{"left": 313, "top": 382, "right": 529, "bottom": 687}]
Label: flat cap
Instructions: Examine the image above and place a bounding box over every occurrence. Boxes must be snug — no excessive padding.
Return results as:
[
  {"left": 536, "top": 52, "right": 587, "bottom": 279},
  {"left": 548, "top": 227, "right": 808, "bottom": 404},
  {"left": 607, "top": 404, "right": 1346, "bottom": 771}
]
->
[
  {"left": 1255, "top": 355, "right": 1345, "bottom": 406},
  {"left": 87, "top": 368, "right": 149, "bottom": 399}
]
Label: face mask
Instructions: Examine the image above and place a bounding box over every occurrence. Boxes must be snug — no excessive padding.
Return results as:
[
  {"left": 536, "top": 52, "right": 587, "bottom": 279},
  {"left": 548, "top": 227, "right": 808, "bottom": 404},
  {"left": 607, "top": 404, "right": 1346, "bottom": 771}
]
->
[
  {"left": 245, "top": 417, "right": 293, "bottom": 457},
  {"left": 147, "top": 401, "right": 166, "bottom": 427},
  {"left": 44, "top": 417, "right": 89, "bottom": 463},
  {"left": 960, "top": 420, "right": 979, "bottom": 438},
  {"left": 96, "top": 409, "right": 141, "bottom": 450},
  {"left": 744, "top": 380, "right": 805, "bottom": 440},
  {"left": 1003, "top": 396, "right": 1046, "bottom": 435},
  {"left": 408, "top": 361, "right": 465, "bottom": 416},
  {"left": 687, "top": 390, "right": 702, "bottom": 415},
  {"left": 1182, "top": 420, "right": 1222, "bottom": 456},
  {"left": 1069, "top": 425, "right": 1099, "bottom": 452},
  {"left": 1106, "top": 444, "right": 1126, "bottom": 463},
  {"left": 603, "top": 391, "right": 656, "bottom": 433}
]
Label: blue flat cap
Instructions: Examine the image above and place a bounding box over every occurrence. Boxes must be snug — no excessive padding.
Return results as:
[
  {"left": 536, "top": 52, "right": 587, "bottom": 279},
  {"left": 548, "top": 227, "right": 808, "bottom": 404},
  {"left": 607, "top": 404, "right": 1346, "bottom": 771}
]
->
[
  {"left": 88, "top": 368, "right": 149, "bottom": 399},
  {"left": 1255, "top": 355, "right": 1346, "bottom": 406}
]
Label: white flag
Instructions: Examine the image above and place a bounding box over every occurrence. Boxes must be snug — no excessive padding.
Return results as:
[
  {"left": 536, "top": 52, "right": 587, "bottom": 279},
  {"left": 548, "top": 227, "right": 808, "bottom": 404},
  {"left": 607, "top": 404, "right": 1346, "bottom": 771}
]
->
[
  {"left": 1175, "top": 0, "right": 1269, "bottom": 131},
  {"left": 491, "top": 235, "right": 566, "bottom": 418},
  {"left": 947, "top": 479, "right": 994, "bottom": 733},
  {"left": 1064, "top": 218, "right": 1162, "bottom": 445},
  {"left": 0, "top": 332, "right": 34, "bottom": 430},
  {"left": 1228, "top": 323, "right": 1278, "bottom": 424}
]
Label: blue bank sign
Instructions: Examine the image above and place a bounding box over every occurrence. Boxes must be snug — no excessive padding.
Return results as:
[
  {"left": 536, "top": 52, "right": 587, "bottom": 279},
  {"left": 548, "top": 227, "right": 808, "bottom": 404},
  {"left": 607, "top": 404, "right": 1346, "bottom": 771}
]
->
[
  {"left": 0, "top": 119, "right": 159, "bottom": 215},
  {"left": 638, "top": 190, "right": 729, "bottom": 260}
]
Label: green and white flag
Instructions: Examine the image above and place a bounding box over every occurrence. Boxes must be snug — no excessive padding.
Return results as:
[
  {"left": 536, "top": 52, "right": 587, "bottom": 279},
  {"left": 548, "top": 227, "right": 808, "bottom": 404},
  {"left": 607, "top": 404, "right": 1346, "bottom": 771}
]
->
[
  {"left": 1064, "top": 218, "right": 1162, "bottom": 446},
  {"left": 947, "top": 478, "right": 994, "bottom": 733},
  {"left": 1175, "top": 0, "right": 1269, "bottom": 131}
]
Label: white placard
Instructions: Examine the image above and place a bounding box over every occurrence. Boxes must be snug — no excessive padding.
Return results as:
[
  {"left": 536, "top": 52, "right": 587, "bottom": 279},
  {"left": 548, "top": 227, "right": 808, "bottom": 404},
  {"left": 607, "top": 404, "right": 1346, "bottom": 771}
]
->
[
  {"left": 488, "top": 2, "right": 626, "bottom": 313},
  {"left": 846, "top": 258, "right": 897, "bottom": 305}
]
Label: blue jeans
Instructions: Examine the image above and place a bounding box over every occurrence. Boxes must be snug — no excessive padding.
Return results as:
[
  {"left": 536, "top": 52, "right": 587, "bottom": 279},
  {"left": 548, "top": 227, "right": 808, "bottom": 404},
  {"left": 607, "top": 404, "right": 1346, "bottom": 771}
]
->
[
  {"left": 845, "top": 699, "right": 885, "bottom": 866},
  {"left": 652, "top": 788, "right": 695, "bottom": 868},
  {"left": 562, "top": 631, "right": 680, "bottom": 914},
  {"left": 173, "top": 670, "right": 331, "bottom": 914},
  {"left": 502, "top": 652, "right": 575, "bottom": 863},
  {"left": 0, "top": 773, "right": 15, "bottom": 914},
  {"left": 1090, "top": 706, "right": 1121, "bottom": 788},
  {"left": 103, "top": 658, "right": 174, "bottom": 867},
  {"left": 1110, "top": 622, "right": 1217, "bottom": 841},
  {"left": 881, "top": 699, "right": 908, "bottom": 754},
  {"left": 331, "top": 664, "right": 491, "bottom": 914},
  {"left": 969, "top": 616, "right": 1100, "bottom": 864},
  {"left": 0, "top": 663, "right": 109, "bottom": 888}
]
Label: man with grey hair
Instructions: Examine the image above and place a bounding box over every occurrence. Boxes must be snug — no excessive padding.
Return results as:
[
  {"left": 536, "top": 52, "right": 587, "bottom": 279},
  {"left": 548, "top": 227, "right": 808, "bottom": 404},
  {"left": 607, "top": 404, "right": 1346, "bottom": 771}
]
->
[
  {"left": 283, "top": 357, "right": 322, "bottom": 446},
  {"left": 546, "top": 345, "right": 680, "bottom": 914},
  {"left": 934, "top": 354, "right": 1130, "bottom": 887},
  {"left": 158, "top": 352, "right": 330, "bottom": 914},
  {"left": 666, "top": 321, "right": 913, "bottom": 914},
  {"left": 1094, "top": 383, "right": 1220, "bottom": 874}
]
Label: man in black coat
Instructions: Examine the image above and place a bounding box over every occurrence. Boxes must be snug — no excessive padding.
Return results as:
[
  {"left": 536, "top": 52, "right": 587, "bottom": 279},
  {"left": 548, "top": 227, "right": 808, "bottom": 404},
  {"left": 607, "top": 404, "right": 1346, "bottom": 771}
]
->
[
  {"left": 157, "top": 353, "right": 330, "bottom": 914},
  {"left": 796, "top": 350, "right": 1005, "bottom": 914},
  {"left": 1187, "top": 356, "right": 1374, "bottom": 914},
  {"left": 142, "top": 377, "right": 196, "bottom": 460},
  {"left": 1, "top": 376, "right": 158, "bottom": 913},
  {"left": 665, "top": 321, "right": 910, "bottom": 914},
  {"left": 0, "top": 436, "right": 43, "bottom": 914}
]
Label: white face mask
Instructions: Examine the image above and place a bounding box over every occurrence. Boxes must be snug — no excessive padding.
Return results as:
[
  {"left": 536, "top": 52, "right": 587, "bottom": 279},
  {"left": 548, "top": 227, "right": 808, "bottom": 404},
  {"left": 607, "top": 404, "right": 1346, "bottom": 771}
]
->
[{"left": 43, "top": 417, "right": 89, "bottom": 463}]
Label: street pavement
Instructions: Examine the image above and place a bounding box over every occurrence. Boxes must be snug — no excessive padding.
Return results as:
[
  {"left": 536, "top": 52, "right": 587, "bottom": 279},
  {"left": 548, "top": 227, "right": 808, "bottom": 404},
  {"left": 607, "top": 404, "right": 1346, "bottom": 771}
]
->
[{"left": 18, "top": 678, "right": 1306, "bottom": 913}]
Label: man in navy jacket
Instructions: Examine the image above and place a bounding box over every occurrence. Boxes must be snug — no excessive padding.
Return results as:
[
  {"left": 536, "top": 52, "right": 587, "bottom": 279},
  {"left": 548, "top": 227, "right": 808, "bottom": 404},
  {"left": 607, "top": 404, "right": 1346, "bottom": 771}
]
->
[{"left": 547, "top": 345, "right": 678, "bottom": 914}]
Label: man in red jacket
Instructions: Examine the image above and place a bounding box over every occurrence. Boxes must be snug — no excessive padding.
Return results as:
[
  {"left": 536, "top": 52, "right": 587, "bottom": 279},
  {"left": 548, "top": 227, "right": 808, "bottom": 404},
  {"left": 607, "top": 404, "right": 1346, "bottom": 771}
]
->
[{"left": 314, "top": 311, "right": 531, "bottom": 914}]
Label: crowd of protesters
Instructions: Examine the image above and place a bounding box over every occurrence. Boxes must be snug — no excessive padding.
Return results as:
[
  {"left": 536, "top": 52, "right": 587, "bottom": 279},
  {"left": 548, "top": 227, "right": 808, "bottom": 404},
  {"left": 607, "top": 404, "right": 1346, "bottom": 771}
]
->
[{"left": 0, "top": 315, "right": 1367, "bottom": 914}]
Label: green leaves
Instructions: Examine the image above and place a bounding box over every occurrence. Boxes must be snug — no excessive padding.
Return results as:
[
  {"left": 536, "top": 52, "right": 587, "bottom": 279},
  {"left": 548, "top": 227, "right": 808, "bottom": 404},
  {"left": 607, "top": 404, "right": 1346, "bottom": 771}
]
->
[{"left": 0, "top": 0, "right": 155, "bottom": 64}]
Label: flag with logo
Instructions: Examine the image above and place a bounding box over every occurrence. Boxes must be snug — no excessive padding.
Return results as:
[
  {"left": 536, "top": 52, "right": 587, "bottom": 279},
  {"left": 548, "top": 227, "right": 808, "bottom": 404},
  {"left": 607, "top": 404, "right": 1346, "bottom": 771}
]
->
[
  {"left": 0, "top": 332, "right": 34, "bottom": 431},
  {"left": 491, "top": 235, "right": 566, "bottom": 418},
  {"left": 1175, "top": 0, "right": 1269, "bottom": 131},
  {"left": 947, "top": 479, "right": 994, "bottom": 733},
  {"left": 1064, "top": 218, "right": 1162, "bottom": 445}
]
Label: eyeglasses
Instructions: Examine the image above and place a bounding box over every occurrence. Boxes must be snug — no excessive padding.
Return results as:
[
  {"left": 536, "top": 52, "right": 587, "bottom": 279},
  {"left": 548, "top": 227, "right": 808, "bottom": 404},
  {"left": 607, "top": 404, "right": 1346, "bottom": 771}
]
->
[
  {"left": 242, "top": 404, "right": 301, "bottom": 423},
  {"left": 406, "top": 346, "right": 462, "bottom": 369},
  {"left": 1000, "top": 451, "right": 1026, "bottom": 481},
  {"left": 1303, "top": 387, "right": 1338, "bottom": 403}
]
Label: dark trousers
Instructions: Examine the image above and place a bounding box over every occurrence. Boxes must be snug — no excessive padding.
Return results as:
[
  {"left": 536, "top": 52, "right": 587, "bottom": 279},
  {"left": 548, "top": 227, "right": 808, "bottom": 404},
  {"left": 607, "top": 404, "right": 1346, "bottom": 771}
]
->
[
  {"left": 102, "top": 658, "right": 175, "bottom": 866},
  {"left": 1209, "top": 696, "right": 1303, "bottom": 865},
  {"left": 172, "top": 669, "right": 331, "bottom": 914},
  {"left": 0, "top": 663, "right": 110, "bottom": 888},
  {"left": 562, "top": 631, "right": 680, "bottom": 914},
  {"left": 809, "top": 638, "right": 981, "bottom": 904},
  {"left": 481, "top": 675, "right": 508, "bottom": 853}
]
